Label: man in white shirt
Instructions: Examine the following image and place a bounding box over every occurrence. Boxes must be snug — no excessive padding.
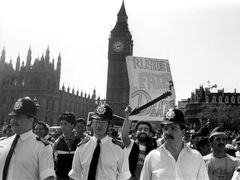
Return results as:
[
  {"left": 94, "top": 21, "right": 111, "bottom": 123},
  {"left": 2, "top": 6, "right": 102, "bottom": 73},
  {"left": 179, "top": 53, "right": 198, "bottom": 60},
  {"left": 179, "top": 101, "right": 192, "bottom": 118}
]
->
[
  {"left": 69, "top": 104, "right": 131, "bottom": 180},
  {"left": 0, "top": 97, "right": 55, "bottom": 180},
  {"left": 140, "top": 108, "right": 209, "bottom": 180}
]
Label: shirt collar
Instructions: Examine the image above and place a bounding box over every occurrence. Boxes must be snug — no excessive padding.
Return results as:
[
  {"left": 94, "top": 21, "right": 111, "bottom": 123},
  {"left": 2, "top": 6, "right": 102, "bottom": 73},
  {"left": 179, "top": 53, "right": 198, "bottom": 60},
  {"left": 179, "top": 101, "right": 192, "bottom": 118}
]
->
[
  {"left": 93, "top": 135, "right": 109, "bottom": 144},
  {"left": 161, "top": 141, "right": 188, "bottom": 151},
  {"left": 19, "top": 130, "right": 34, "bottom": 141},
  {"left": 63, "top": 131, "right": 77, "bottom": 140}
]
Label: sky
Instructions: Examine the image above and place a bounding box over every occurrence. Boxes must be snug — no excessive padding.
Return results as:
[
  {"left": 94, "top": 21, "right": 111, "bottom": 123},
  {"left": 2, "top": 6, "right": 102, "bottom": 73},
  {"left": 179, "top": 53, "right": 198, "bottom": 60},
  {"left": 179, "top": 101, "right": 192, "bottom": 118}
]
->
[{"left": 1, "top": 0, "right": 240, "bottom": 103}]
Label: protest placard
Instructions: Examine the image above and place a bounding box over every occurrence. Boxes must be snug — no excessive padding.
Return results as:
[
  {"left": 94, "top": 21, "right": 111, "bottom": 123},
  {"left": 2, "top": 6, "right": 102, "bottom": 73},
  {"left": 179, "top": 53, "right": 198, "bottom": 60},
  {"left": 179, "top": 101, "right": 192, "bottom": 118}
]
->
[{"left": 126, "top": 56, "right": 176, "bottom": 121}]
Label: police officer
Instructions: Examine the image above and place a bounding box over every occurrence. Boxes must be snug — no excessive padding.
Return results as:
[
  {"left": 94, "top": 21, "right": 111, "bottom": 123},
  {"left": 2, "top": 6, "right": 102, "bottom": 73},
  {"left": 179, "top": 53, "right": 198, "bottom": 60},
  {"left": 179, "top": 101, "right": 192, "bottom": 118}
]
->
[
  {"left": 140, "top": 108, "right": 208, "bottom": 180},
  {"left": 0, "top": 97, "right": 55, "bottom": 180},
  {"left": 69, "top": 104, "right": 131, "bottom": 180}
]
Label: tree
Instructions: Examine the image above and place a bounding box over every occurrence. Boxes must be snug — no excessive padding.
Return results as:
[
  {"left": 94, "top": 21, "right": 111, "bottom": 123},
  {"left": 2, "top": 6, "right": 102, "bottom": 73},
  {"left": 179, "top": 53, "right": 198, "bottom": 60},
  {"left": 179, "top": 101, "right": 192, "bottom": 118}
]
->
[{"left": 198, "top": 103, "right": 240, "bottom": 131}]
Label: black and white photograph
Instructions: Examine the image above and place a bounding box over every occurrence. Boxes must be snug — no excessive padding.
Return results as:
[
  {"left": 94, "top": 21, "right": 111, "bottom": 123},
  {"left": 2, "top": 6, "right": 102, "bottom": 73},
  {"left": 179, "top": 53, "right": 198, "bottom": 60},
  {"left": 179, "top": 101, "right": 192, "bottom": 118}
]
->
[{"left": 1, "top": 0, "right": 240, "bottom": 179}]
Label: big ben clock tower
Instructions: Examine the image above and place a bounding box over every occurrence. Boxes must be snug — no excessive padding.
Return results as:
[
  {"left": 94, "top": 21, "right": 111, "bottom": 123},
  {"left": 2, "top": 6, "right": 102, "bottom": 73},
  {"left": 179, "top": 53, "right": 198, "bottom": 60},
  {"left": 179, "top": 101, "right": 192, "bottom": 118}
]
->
[{"left": 106, "top": 1, "right": 133, "bottom": 117}]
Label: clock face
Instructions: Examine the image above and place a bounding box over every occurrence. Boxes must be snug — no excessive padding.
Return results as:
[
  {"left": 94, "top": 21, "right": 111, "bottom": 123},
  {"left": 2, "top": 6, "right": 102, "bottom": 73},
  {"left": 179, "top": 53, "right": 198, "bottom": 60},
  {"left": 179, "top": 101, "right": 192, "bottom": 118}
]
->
[{"left": 112, "top": 41, "right": 124, "bottom": 52}]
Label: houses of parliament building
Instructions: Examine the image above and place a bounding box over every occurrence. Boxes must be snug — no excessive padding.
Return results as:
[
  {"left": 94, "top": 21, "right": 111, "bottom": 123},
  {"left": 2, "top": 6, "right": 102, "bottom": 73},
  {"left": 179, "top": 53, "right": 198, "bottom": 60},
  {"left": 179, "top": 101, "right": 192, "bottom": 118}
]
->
[
  {"left": 0, "top": 47, "right": 97, "bottom": 126},
  {"left": 0, "top": 1, "right": 131, "bottom": 126}
]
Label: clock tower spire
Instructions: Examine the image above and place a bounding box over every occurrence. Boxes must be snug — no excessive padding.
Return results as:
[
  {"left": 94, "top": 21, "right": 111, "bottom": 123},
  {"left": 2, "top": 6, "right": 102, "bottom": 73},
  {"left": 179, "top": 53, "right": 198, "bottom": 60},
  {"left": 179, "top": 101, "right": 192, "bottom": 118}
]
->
[{"left": 106, "top": 1, "right": 133, "bottom": 117}]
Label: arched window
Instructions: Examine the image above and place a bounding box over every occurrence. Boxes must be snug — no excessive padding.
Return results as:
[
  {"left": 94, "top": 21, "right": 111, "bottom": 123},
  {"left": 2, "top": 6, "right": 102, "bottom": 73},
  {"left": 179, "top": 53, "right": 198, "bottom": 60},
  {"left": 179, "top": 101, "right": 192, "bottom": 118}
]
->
[
  {"left": 231, "top": 96, "right": 235, "bottom": 103},
  {"left": 212, "top": 96, "right": 216, "bottom": 103},
  {"left": 218, "top": 96, "right": 223, "bottom": 103},
  {"left": 238, "top": 96, "right": 240, "bottom": 104},
  {"left": 225, "top": 96, "right": 229, "bottom": 103}
]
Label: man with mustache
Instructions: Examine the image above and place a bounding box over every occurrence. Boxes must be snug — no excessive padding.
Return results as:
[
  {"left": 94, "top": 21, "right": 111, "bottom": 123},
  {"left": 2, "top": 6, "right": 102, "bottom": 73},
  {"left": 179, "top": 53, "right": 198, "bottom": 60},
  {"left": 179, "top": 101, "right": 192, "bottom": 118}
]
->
[
  {"left": 140, "top": 108, "right": 208, "bottom": 180},
  {"left": 122, "top": 106, "right": 157, "bottom": 180},
  {"left": 204, "top": 127, "right": 240, "bottom": 180}
]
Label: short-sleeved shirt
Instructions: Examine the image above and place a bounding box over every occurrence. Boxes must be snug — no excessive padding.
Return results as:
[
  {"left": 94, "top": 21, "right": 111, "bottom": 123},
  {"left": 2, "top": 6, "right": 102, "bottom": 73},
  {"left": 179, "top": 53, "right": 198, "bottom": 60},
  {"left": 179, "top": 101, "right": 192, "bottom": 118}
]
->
[
  {"left": 69, "top": 135, "right": 131, "bottom": 180},
  {"left": 140, "top": 143, "right": 209, "bottom": 180},
  {"left": 204, "top": 153, "right": 240, "bottom": 180},
  {"left": 0, "top": 130, "right": 55, "bottom": 180}
]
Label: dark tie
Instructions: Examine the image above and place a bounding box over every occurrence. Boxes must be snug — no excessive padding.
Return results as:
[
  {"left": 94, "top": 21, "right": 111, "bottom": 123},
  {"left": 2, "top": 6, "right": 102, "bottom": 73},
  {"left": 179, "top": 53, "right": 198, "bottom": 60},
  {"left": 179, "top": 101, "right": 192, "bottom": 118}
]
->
[
  {"left": 2, "top": 134, "right": 20, "bottom": 180},
  {"left": 87, "top": 139, "right": 101, "bottom": 180}
]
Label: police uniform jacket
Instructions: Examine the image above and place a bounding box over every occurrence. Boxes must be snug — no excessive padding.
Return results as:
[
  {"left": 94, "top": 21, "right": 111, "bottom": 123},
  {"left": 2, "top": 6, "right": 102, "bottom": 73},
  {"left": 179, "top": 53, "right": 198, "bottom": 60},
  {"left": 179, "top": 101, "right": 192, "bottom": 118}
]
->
[
  {"left": 0, "top": 130, "right": 55, "bottom": 180},
  {"left": 69, "top": 135, "right": 131, "bottom": 180}
]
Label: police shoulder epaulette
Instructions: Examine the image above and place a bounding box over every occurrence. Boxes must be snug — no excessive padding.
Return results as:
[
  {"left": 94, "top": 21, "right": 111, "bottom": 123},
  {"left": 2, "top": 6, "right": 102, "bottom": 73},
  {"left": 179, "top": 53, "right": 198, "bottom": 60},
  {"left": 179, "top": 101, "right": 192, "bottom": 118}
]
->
[
  {"left": 36, "top": 136, "right": 50, "bottom": 146},
  {"left": 112, "top": 138, "right": 125, "bottom": 149},
  {"left": 0, "top": 137, "right": 7, "bottom": 141},
  {"left": 237, "top": 166, "right": 240, "bottom": 172},
  {"left": 77, "top": 136, "right": 90, "bottom": 147}
]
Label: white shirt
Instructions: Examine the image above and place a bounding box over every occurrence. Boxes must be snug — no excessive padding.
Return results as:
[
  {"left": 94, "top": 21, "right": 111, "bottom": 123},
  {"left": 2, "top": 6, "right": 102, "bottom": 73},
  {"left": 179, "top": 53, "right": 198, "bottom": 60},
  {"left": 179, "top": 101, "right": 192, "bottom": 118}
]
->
[
  {"left": 0, "top": 131, "right": 55, "bottom": 180},
  {"left": 232, "top": 170, "right": 240, "bottom": 180},
  {"left": 140, "top": 143, "right": 209, "bottom": 180},
  {"left": 124, "top": 139, "right": 135, "bottom": 156},
  {"left": 236, "top": 151, "right": 240, "bottom": 159},
  {"left": 69, "top": 135, "right": 131, "bottom": 180}
]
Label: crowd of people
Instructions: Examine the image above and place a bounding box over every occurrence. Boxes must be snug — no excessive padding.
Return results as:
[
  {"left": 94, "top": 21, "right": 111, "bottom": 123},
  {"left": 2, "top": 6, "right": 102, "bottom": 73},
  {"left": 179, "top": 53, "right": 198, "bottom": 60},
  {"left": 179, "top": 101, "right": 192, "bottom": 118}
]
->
[{"left": 1, "top": 96, "right": 240, "bottom": 180}]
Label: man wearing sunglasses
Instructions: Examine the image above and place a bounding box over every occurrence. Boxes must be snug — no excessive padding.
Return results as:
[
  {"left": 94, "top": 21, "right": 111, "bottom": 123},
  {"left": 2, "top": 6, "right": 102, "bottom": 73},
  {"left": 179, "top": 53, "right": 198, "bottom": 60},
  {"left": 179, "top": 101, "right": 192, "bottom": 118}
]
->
[
  {"left": 204, "top": 127, "right": 240, "bottom": 180},
  {"left": 140, "top": 108, "right": 208, "bottom": 180}
]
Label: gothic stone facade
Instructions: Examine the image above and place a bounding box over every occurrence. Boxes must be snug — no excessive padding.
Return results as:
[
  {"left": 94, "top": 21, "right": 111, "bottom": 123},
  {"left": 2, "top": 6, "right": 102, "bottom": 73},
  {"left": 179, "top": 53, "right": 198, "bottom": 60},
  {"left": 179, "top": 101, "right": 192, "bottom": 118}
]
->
[{"left": 0, "top": 47, "right": 97, "bottom": 126}]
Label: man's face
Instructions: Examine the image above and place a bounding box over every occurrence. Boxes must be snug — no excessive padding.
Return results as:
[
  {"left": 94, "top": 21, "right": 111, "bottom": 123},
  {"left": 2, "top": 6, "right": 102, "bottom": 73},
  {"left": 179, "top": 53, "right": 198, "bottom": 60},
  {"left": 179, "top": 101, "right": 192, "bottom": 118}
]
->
[
  {"left": 34, "top": 124, "right": 47, "bottom": 138},
  {"left": 136, "top": 124, "right": 150, "bottom": 142},
  {"left": 60, "top": 120, "right": 74, "bottom": 135},
  {"left": 10, "top": 114, "right": 32, "bottom": 134},
  {"left": 211, "top": 134, "right": 226, "bottom": 151},
  {"left": 200, "top": 143, "right": 211, "bottom": 156},
  {"left": 92, "top": 118, "right": 109, "bottom": 137},
  {"left": 75, "top": 122, "right": 86, "bottom": 135},
  {"left": 162, "top": 123, "right": 185, "bottom": 144}
]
